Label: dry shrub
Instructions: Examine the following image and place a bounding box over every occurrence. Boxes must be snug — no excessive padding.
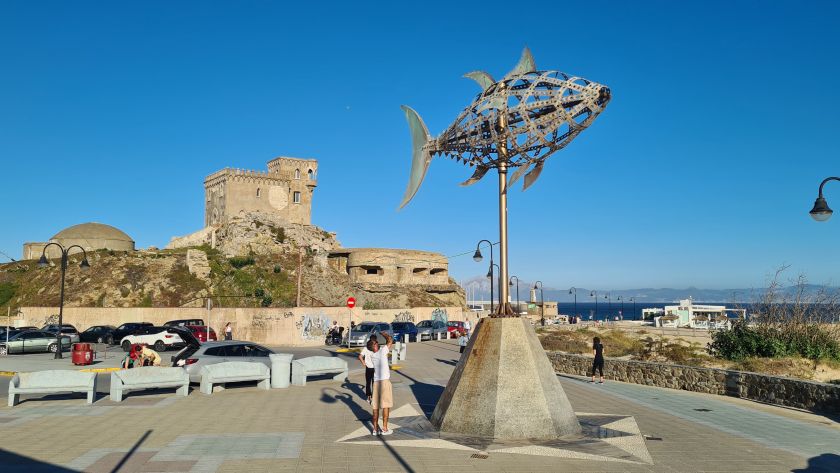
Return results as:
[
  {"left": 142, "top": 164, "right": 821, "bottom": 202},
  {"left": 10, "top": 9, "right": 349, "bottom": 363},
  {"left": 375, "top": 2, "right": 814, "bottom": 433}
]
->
[{"left": 729, "top": 357, "right": 815, "bottom": 380}]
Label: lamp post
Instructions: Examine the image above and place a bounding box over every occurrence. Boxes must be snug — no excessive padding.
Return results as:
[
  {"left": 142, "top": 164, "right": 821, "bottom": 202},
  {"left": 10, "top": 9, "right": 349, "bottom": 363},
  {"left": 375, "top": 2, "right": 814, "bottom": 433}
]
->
[
  {"left": 810, "top": 177, "right": 840, "bottom": 222},
  {"left": 509, "top": 276, "right": 520, "bottom": 315},
  {"left": 617, "top": 295, "right": 624, "bottom": 321},
  {"left": 534, "top": 281, "right": 544, "bottom": 326},
  {"left": 486, "top": 263, "right": 500, "bottom": 313},
  {"left": 630, "top": 297, "right": 636, "bottom": 320},
  {"left": 569, "top": 287, "right": 577, "bottom": 320},
  {"left": 605, "top": 292, "right": 612, "bottom": 319},
  {"left": 590, "top": 290, "right": 598, "bottom": 321},
  {"left": 37, "top": 243, "right": 90, "bottom": 359},
  {"left": 473, "top": 240, "right": 496, "bottom": 313}
]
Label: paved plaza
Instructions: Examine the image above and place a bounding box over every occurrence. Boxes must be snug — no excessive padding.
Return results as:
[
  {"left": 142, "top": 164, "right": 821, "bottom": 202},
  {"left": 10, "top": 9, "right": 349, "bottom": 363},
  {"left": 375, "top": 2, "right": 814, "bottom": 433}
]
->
[{"left": 1, "top": 341, "right": 839, "bottom": 472}]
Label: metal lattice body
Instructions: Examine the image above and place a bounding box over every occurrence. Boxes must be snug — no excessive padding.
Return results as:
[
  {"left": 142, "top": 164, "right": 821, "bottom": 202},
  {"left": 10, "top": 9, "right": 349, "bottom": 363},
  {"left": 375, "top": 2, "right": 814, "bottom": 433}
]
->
[{"left": 399, "top": 48, "right": 611, "bottom": 208}]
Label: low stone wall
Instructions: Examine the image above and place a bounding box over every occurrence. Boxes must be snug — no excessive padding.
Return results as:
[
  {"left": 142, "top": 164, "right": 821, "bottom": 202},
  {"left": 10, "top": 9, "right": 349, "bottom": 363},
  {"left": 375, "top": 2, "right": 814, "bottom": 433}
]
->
[
  {"left": 16, "top": 306, "right": 474, "bottom": 347},
  {"left": 547, "top": 352, "right": 840, "bottom": 414}
]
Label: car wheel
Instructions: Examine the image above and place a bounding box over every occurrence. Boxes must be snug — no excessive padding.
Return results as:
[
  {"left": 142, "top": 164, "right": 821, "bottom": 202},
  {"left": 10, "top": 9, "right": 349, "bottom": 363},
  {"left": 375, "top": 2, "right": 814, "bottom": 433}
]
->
[
  {"left": 121, "top": 340, "right": 132, "bottom": 352},
  {"left": 106, "top": 336, "right": 114, "bottom": 345},
  {"left": 48, "top": 343, "right": 58, "bottom": 353},
  {"left": 154, "top": 340, "right": 166, "bottom": 352},
  {"left": 0, "top": 346, "right": 7, "bottom": 356},
  {"left": 97, "top": 336, "right": 104, "bottom": 343}
]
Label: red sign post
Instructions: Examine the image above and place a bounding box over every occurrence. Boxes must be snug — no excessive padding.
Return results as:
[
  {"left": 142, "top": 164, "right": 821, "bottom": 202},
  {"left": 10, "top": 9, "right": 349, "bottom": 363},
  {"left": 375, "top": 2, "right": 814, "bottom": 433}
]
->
[{"left": 346, "top": 297, "right": 356, "bottom": 309}]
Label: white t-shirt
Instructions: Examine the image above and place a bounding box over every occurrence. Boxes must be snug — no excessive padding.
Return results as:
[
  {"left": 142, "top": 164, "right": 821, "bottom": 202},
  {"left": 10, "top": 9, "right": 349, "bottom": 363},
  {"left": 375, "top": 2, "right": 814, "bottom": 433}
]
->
[
  {"left": 464, "top": 320, "right": 471, "bottom": 330},
  {"left": 359, "top": 347, "right": 375, "bottom": 368},
  {"left": 372, "top": 345, "right": 390, "bottom": 381}
]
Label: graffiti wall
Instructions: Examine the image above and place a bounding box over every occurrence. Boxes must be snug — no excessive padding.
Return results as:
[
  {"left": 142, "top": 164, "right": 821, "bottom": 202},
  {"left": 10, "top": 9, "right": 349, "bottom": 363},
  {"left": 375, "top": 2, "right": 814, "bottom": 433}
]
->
[{"left": 392, "top": 311, "right": 414, "bottom": 323}]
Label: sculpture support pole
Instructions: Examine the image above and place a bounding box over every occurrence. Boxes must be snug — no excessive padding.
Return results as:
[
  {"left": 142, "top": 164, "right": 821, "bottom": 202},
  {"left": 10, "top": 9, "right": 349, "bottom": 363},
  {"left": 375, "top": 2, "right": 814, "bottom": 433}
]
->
[{"left": 498, "top": 162, "right": 511, "bottom": 315}]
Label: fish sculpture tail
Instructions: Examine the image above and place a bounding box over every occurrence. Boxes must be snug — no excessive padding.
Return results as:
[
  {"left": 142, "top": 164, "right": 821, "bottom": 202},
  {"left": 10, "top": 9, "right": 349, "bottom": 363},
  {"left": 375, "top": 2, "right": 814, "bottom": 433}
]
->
[{"left": 399, "top": 105, "right": 433, "bottom": 209}]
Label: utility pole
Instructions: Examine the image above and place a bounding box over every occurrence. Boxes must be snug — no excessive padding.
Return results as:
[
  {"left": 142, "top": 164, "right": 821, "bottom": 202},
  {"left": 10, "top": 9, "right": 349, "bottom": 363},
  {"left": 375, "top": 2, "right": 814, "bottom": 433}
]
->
[{"left": 296, "top": 248, "right": 303, "bottom": 307}]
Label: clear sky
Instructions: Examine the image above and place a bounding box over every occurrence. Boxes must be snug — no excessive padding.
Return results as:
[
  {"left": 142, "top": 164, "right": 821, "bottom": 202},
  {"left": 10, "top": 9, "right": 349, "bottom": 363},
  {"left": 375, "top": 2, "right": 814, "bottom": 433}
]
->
[{"left": 1, "top": 1, "right": 838, "bottom": 291}]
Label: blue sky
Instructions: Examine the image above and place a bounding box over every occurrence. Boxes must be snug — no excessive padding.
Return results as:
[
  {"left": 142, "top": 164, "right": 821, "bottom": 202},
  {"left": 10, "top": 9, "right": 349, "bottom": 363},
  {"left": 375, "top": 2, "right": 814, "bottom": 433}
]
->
[{"left": 1, "top": 1, "right": 838, "bottom": 290}]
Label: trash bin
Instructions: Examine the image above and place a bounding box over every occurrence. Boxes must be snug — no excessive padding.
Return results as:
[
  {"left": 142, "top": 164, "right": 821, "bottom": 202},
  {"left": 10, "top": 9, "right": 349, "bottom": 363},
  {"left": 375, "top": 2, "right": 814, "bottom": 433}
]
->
[
  {"left": 72, "top": 343, "right": 93, "bottom": 366},
  {"left": 269, "top": 353, "right": 294, "bottom": 388}
]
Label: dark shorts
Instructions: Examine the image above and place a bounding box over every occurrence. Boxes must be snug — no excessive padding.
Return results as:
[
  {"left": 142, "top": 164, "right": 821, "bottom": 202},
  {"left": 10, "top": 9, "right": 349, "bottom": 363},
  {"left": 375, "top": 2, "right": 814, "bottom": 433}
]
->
[{"left": 592, "top": 357, "right": 604, "bottom": 376}]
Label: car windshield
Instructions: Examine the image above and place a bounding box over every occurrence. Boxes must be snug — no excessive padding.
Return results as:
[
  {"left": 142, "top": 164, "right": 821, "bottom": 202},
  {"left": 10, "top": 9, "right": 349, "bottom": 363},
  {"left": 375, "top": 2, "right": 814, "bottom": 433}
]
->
[
  {"left": 357, "top": 324, "right": 376, "bottom": 332},
  {"left": 417, "top": 321, "right": 431, "bottom": 327},
  {"left": 447, "top": 322, "right": 461, "bottom": 327}
]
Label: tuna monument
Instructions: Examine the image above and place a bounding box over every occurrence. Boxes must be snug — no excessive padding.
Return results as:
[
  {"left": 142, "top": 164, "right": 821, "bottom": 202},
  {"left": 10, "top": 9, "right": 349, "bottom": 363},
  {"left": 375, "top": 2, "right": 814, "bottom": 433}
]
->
[{"left": 399, "top": 48, "right": 611, "bottom": 439}]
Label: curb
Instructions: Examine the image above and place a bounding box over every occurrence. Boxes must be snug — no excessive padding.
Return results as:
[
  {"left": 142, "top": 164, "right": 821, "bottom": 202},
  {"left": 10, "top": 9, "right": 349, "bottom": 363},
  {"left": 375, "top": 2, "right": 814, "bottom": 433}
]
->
[
  {"left": 80, "top": 367, "right": 122, "bottom": 373},
  {"left": 0, "top": 370, "right": 15, "bottom": 377},
  {"left": 336, "top": 348, "right": 361, "bottom": 353}
]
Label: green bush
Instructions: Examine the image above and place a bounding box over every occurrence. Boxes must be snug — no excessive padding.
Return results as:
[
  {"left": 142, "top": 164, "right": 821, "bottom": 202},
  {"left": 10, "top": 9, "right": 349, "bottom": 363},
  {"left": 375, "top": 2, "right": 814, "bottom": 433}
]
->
[
  {"left": 229, "top": 256, "right": 255, "bottom": 269},
  {"left": 709, "top": 320, "right": 840, "bottom": 361},
  {"left": 0, "top": 282, "right": 16, "bottom": 306}
]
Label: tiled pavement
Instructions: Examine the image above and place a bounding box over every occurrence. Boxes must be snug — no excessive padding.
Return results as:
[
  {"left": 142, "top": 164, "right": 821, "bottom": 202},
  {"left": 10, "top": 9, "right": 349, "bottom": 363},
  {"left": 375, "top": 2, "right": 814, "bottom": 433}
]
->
[{"left": 0, "top": 340, "right": 838, "bottom": 472}]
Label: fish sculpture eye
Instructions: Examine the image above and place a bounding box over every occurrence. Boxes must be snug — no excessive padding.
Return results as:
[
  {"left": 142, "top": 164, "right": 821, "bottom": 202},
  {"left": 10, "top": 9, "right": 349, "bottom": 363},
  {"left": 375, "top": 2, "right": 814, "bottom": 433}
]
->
[{"left": 399, "top": 47, "right": 611, "bottom": 209}]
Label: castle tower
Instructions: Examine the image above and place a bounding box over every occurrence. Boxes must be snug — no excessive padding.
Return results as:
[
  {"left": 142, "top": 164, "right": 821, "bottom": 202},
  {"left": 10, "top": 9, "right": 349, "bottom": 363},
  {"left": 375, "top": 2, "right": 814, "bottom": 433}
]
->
[{"left": 204, "top": 157, "right": 318, "bottom": 227}]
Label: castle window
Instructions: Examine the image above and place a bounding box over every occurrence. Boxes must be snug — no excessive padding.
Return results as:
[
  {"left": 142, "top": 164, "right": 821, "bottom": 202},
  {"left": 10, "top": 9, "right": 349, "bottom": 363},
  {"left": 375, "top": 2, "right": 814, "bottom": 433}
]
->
[
  {"left": 293, "top": 191, "right": 301, "bottom": 203},
  {"left": 294, "top": 169, "right": 301, "bottom": 179},
  {"left": 256, "top": 188, "right": 261, "bottom": 198},
  {"left": 307, "top": 169, "right": 314, "bottom": 180}
]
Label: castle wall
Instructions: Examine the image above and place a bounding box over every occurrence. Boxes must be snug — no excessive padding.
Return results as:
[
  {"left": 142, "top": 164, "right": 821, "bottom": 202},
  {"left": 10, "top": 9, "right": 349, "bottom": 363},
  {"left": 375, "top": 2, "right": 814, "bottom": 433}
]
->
[{"left": 329, "top": 248, "right": 450, "bottom": 286}]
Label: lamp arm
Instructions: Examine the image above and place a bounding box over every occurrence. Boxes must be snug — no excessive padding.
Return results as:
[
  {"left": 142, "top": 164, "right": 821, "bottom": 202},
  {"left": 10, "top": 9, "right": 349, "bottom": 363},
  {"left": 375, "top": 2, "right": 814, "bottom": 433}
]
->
[
  {"left": 818, "top": 177, "right": 840, "bottom": 197},
  {"left": 39, "top": 242, "right": 64, "bottom": 257}
]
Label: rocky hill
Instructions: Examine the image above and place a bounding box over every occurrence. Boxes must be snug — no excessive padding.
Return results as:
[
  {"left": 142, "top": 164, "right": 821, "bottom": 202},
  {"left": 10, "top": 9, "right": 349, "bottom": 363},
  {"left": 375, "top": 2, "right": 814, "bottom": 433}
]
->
[{"left": 0, "top": 212, "right": 464, "bottom": 310}]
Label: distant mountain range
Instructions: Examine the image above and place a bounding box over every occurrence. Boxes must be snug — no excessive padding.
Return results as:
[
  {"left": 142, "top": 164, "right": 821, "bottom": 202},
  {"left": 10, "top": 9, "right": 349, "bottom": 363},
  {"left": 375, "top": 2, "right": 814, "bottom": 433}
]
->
[{"left": 459, "top": 277, "right": 837, "bottom": 303}]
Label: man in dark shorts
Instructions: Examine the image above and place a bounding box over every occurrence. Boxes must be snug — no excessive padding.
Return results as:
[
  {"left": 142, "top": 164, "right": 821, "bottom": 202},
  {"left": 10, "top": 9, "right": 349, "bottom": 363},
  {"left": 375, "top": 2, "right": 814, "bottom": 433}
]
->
[{"left": 591, "top": 336, "right": 605, "bottom": 384}]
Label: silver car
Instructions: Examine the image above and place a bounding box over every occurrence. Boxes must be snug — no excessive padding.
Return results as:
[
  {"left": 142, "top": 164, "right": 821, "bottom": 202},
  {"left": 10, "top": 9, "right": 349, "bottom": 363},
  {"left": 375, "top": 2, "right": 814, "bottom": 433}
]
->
[
  {"left": 416, "top": 320, "right": 447, "bottom": 341},
  {"left": 0, "top": 331, "right": 72, "bottom": 355},
  {"left": 345, "top": 322, "right": 393, "bottom": 347},
  {"left": 170, "top": 340, "right": 275, "bottom": 383}
]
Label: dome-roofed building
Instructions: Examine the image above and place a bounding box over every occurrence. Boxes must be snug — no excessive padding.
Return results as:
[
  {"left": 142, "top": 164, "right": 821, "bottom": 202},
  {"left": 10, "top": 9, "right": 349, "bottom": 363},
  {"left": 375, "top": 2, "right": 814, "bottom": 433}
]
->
[{"left": 22, "top": 222, "right": 135, "bottom": 259}]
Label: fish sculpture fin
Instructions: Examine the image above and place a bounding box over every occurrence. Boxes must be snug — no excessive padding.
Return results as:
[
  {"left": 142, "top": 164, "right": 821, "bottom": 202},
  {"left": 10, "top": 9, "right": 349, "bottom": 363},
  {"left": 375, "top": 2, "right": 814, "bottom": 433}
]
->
[
  {"left": 399, "top": 105, "right": 434, "bottom": 209},
  {"left": 459, "top": 165, "right": 490, "bottom": 186},
  {"left": 522, "top": 161, "right": 545, "bottom": 190},
  {"left": 504, "top": 47, "right": 537, "bottom": 79},
  {"left": 507, "top": 162, "right": 530, "bottom": 187},
  {"left": 463, "top": 71, "right": 496, "bottom": 91}
]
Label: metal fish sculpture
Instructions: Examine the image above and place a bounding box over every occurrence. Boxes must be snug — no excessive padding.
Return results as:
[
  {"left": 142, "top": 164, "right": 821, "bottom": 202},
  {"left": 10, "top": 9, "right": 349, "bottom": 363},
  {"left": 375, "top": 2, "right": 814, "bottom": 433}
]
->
[{"left": 399, "top": 47, "right": 611, "bottom": 209}]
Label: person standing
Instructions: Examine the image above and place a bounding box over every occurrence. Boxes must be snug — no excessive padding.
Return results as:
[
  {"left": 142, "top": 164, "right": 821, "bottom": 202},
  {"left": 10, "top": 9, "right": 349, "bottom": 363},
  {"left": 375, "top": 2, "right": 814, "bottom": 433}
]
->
[
  {"left": 464, "top": 319, "right": 471, "bottom": 336},
  {"left": 358, "top": 337, "right": 376, "bottom": 403},
  {"left": 224, "top": 322, "right": 233, "bottom": 341},
  {"left": 591, "top": 336, "right": 605, "bottom": 384},
  {"left": 371, "top": 331, "right": 394, "bottom": 435},
  {"left": 457, "top": 330, "right": 468, "bottom": 354}
]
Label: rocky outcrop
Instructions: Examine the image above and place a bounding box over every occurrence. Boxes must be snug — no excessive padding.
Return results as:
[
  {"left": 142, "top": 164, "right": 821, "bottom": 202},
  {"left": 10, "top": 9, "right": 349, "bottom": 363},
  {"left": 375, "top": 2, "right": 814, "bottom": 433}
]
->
[
  {"left": 548, "top": 352, "right": 840, "bottom": 414},
  {"left": 186, "top": 249, "right": 211, "bottom": 282}
]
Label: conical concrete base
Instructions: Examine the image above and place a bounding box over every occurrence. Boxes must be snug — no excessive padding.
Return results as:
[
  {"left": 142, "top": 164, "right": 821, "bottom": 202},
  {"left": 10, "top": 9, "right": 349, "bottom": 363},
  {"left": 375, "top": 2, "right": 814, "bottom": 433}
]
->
[{"left": 431, "top": 317, "right": 581, "bottom": 439}]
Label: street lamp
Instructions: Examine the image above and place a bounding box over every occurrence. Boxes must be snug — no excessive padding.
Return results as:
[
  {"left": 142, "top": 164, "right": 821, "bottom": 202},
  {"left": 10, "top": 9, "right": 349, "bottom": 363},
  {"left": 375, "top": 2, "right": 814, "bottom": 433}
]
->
[
  {"left": 605, "top": 292, "right": 612, "bottom": 319},
  {"left": 509, "top": 276, "right": 520, "bottom": 315},
  {"left": 534, "top": 281, "right": 544, "bottom": 326},
  {"left": 810, "top": 177, "right": 839, "bottom": 222},
  {"left": 630, "top": 297, "right": 636, "bottom": 321},
  {"left": 617, "top": 295, "right": 624, "bottom": 321},
  {"left": 569, "top": 287, "right": 577, "bottom": 320},
  {"left": 37, "top": 243, "right": 90, "bottom": 359},
  {"left": 474, "top": 240, "right": 496, "bottom": 313},
  {"left": 486, "top": 262, "right": 500, "bottom": 313},
  {"left": 590, "top": 290, "right": 598, "bottom": 320}
]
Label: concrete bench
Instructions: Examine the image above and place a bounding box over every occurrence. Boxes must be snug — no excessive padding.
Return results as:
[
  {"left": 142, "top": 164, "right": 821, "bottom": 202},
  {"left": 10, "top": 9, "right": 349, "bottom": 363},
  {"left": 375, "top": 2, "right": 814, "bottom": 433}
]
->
[
  {"left": 110, "top": 366, "right": 189, "bottom": 402},
  {"left": 199, "top": 361, "right": 270, "bottom": 395},
  {"left": 291, "top": 356, "right": 348, "bottom": 386},
  {"left": 8, "top": 370, "right": 96, "bottom": 407}
]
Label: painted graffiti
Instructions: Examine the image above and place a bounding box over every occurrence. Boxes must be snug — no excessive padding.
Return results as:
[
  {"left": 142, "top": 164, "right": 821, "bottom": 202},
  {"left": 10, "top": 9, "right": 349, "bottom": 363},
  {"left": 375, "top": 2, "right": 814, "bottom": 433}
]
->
[
  {"left": 431, "top": 308, "right": 448, "bottom": 324},
  {"left": 298, "top": 313, "right": 331, "bottom": 340},
  {"left": 43, "top": 314, "right": 59, "bottom": 326},
  {"left": 252, "top": 311, "right": 297, "bottom": 328},
  {"left": 393, "top": 311, "right": 414, "bottom": 323}
]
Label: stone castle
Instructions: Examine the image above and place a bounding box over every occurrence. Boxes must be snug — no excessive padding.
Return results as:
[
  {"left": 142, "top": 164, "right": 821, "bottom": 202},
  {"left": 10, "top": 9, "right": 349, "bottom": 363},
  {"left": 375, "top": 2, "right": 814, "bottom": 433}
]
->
[{"left": 204, "top": 157, "right": 318, "bottom": 226}]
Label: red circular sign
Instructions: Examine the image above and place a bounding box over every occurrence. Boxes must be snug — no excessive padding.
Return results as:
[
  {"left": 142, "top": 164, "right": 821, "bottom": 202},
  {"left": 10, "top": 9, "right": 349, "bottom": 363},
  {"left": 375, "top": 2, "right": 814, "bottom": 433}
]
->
[{"left": 346, "top": 297, "right": 356, "bottom": 309}]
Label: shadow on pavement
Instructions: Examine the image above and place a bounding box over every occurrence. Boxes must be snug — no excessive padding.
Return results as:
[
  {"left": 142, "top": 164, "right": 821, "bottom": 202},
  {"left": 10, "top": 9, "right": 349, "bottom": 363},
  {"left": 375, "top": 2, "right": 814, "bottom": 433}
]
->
[
  {"left": 321, "top": 383, "right": 370, "bottom": 422},
  {"left": 791, "top": 453, "right": 840, "bottom": 472},
  {"left": 0, "top": 448, "right": 78, "bottom": 473},
  {"left": 434, "top": 358, "right": 457, "bottom": 366},
  {"left": 110, "top": 429, "right": 152, "bottom": 473},
  {"left": 394, "top": 370, "right": 444, "bottom": 419}
]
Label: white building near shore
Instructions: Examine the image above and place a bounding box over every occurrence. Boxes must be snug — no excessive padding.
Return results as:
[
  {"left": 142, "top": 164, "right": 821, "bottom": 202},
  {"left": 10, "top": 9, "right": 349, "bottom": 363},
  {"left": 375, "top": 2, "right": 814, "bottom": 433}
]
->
[{"left": 654, "top": 298, "right": 746, "bottom": 329}]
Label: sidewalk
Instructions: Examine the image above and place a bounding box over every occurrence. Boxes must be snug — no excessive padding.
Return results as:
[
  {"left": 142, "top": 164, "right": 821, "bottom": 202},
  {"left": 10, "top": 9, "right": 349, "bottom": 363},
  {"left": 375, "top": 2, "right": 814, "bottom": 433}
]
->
[{"left": 0, "top": 339, "right": 837, "bottom": 472}]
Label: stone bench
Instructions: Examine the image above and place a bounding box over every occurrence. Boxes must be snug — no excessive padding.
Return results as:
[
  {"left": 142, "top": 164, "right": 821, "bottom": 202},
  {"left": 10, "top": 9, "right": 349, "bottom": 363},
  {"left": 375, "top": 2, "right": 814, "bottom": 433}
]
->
[
  {"left": 110, "top": 366, "right": 189, "bottom": 402},
  {"left": 291, "top": 356, "right": 348, "bottom": 386},
  {"left": 8, "top": 370, "right": 96, "bottom": 407},
  {"left": 199, "top": 361, "right": 270, "bottom": 395}
]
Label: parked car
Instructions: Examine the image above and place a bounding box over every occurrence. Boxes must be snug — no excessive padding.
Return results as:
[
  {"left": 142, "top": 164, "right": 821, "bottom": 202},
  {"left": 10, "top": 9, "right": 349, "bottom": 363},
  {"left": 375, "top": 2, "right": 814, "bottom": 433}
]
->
[
  {"left": 120, "top": 326, "right": 186, "bottom": 352},
  {"left": 171, "top": 339, "right": 275, "bottom": 383},
  {"left": 416, "top": 320, "right": 447, "bottom": 341},
  {"left": 0, "top": 328, "right": 23, "bottom": 340},
  {"left": 41, "top": 324, "right": 81, "bottom": 344},
  {"left": 79, "top": 325, "right": 118, "bottom": 344},
  {"left": 185, "top": 325, "right": 217, "bottom": 343},
  {"left": 346, "top": 322, "right": 393, "bottom": 347},
  {"left": 391, "top": 322, "right": 418, "bottom": 342},
  {"left": 12, "top": 326, "right": 38, "bottom": 332},
  {"left": 446, "top": 321, "right": 465, "bottom": 338},
  {"left": 111, "top": 322, "right": 154, "bottom": 342},
  {"left": 0, "top": 331, "right": 72, "bottom": 355},
  {"left": 163, "top": 319, "right": 205, "bottom": 328}
]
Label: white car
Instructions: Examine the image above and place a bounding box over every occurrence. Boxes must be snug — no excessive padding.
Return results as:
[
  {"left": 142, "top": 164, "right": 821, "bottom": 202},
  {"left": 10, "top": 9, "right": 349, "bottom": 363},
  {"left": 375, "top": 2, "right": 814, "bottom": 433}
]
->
[{"left": 120, "top": 326, "right": 186, "bottom": 352}]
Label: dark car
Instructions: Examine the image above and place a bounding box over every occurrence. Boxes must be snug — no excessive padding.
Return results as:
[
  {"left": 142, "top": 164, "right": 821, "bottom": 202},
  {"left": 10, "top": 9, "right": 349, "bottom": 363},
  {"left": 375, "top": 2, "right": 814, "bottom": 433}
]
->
[
  {"left": 79, "top": 325, "right": 118, "bottom": 344},
  {"left": 111, "top": 322, "right": 154, "bottom": 342},
  {"left": 163, "top": 319, "right": 205, "bottom": 328},
  {"left": 391, "top": 322, "right": 418, "bottom": 343}
]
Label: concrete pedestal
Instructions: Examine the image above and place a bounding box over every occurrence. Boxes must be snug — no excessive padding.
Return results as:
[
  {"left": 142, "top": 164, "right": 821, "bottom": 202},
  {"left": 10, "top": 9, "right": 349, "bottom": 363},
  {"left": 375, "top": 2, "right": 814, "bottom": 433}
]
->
[
  {"left": 431, "top": 317, "right": 581, "bottom": 439},
  {"left": 269, "top": 353, "right": 293, "bottom": 388}
]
